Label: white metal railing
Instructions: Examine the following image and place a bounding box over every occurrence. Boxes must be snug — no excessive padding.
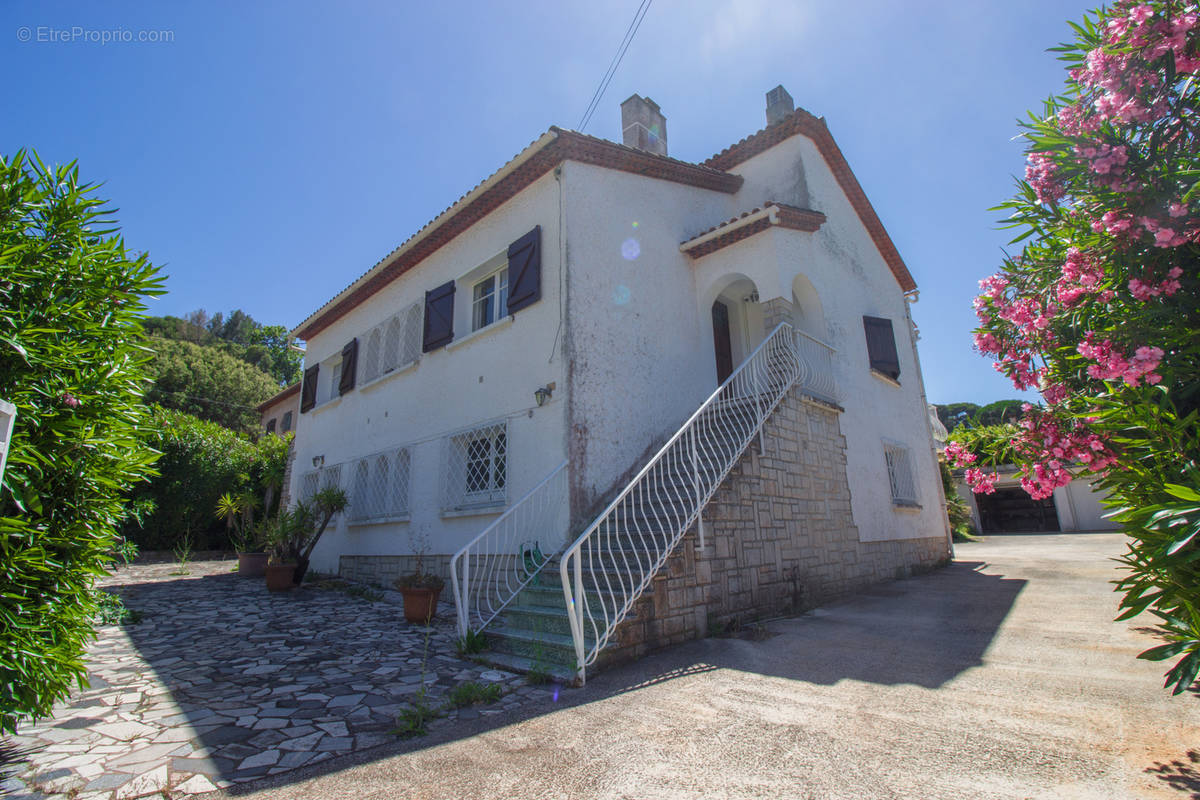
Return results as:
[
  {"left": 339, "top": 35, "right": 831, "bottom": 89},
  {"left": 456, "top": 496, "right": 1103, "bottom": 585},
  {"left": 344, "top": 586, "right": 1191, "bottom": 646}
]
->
[
  {"left": 559, "top": 322, "right": 836, "bottom": 682},
  {"left": 794, "top": 329, "right": 838, "bottom": 404},
  {"left": 449, "top": 460, "right": 569, "bottom": 637}
]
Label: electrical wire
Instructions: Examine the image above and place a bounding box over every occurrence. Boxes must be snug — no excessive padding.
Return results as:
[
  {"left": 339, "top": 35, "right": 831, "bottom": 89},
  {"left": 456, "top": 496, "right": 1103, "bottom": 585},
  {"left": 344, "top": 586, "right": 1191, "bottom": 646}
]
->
[{"left": 577, "top": 0, "right": 654, "bottom": 132}]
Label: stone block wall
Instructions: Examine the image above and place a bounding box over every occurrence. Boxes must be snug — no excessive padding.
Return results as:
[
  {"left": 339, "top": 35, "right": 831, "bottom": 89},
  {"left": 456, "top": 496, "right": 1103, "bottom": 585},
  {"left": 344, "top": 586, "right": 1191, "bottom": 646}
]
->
[
  {"left": 598, "top": 388, "right": 950, "bottom": 668},
  {"left": 338, "top": 554, "right": 452, "bottom": 588}
]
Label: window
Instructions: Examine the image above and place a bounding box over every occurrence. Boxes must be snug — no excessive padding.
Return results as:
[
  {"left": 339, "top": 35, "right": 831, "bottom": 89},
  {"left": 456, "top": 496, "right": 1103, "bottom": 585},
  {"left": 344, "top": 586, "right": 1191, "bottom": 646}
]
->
[
  {"left": 884, "top": 442, "right": 919, "bottom": 507},
  {"left": 472, "top": 268, "right": 508, "bottom": 332},
  {"left": 863, "top": 315, "right": 901, "bottom": 381},
  {"left": 298, "top": 471, "right": 319, "bottom": 505},
  {"left": 281, "top": 411, "right": 293, "bottom": 432},
  {"left": 347, "top": 448, "right": 411, "bottom": 524},
  {"left": 444, "top": 421, "right": 507, "bottom": 510},
  {"left": 265, "top": 418, "right": 277, "bottom": 434},
  {"left": 360, "top": 302, "right": 423, "bottom": 386},
  {"left": 329, "top": 361, "right": 342, "bottom": 399}
]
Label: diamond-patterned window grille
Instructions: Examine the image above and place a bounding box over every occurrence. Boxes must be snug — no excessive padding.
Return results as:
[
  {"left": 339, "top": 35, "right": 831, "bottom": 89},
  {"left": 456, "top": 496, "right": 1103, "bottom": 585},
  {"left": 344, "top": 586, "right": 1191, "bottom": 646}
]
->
[
  {"left": 444, "top": 421, "right": 507, "bottom": 510},
  {"left": 347, "top": 447, "right": 412, "bottom": 523},
  {"left": 884, "top": 443, "right": 918, "bottom": 506},
  {"left": 298, "top": 471, "right": 319, "bottom": 505},
  {"left": 362, "top": 328, "right": 382, "bottom": 384}
]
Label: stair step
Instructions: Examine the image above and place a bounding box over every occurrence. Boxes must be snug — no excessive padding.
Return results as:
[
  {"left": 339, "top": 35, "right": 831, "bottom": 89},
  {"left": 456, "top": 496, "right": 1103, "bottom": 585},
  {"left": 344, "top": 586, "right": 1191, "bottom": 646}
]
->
[
  {"left": 488, "top": 625, "right": 587, "bottom": 665},
  {"left": 476, "top": 651, "right": 578, "bottom": 684}
]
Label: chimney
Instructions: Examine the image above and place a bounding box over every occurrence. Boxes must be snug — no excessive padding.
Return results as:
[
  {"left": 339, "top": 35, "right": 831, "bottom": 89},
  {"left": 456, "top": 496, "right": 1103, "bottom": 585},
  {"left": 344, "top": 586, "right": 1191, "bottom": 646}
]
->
[
  {"left": 620, "top": 94, "right": 668, "bottom": 156},
  {"left": 766, "top": 85, "right": 794, "bottom": 126}
]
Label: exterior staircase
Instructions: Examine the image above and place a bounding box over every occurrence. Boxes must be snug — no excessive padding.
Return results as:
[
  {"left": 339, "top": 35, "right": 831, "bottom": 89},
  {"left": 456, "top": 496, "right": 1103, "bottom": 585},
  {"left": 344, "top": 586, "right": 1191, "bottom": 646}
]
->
[{"left": 450, "top": 323, "right": 836, "bottom": 684}]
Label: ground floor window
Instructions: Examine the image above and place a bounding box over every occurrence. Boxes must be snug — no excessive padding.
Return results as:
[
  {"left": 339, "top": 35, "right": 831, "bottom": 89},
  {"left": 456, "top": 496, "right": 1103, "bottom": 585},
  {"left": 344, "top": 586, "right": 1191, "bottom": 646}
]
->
[
  {"left": 884, "top": 442, "right": 919, "bottom": 507},
  {"left": 444, "top": 421, "right": 507, "bottom": 510}
]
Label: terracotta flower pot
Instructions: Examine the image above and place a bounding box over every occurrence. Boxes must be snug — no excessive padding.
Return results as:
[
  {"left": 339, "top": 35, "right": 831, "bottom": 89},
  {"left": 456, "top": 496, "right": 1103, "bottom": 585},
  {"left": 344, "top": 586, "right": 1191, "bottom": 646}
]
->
[
  {"left": 238, "top": 552, "right": 269, "bottom": 578},
  {"left": 265, "top": 563, "right": 297, "bottom": 592},
  {"left": 399, "top": 586, "right": 442, "bottom": 623}
]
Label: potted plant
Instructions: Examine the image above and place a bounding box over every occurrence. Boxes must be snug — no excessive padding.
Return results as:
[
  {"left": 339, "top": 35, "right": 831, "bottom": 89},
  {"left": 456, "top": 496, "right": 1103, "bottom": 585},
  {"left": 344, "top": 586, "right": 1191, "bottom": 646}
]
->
[
  {"left": 217, "top": 491, "right": 268, "bottom": 577},
  {"left": 394, "top": 529, "right": 445, "bottom": 623},
  {"left": 259, "top": 487, "right": 348, "bottom": 591}
]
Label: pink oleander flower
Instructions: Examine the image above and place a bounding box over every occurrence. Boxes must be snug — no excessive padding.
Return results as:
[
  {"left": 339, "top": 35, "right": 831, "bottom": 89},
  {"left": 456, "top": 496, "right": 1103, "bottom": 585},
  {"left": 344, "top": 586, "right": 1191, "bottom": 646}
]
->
[
  {"left": 62, "top": 393, "right": 80, "bottom": 409},
  {"left": 945, "top": 442, "right": 977, "bottom": 468}
]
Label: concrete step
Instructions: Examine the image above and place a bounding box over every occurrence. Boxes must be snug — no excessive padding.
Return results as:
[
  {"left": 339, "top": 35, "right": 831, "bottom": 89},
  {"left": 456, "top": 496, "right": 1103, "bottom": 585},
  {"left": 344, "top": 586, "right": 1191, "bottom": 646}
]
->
[{"left": 476, "top": 651, "right": 578, "bottom": 685}]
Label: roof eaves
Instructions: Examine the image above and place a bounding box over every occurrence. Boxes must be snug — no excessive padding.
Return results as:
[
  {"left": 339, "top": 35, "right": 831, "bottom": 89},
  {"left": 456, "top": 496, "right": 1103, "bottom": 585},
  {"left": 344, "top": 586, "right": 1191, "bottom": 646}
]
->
[
  {"left": 256, "top": 381, "right": 300, "bottom": 413},
  {"left": 703, "top": 110, "right": 917, "bottom": 293},
  {"left": 680, "top": 202, "right": 826, "bottom": 259}
]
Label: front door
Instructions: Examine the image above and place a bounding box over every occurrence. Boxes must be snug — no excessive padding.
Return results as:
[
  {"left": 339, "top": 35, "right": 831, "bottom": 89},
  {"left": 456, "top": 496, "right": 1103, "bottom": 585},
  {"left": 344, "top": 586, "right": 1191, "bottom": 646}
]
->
[{"left": 712, "top": 300, "right": 734, "bottom": 384}]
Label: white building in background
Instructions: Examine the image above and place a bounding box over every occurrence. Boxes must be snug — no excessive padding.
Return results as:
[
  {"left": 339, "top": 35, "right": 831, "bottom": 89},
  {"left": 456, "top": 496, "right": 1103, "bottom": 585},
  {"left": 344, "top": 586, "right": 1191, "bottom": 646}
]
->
[
  {"left": 285, "top": 87, "right": 950, "bottom": 644},
  {"left": 954, "top": 469, "right": 1119, "bottom": 533}
]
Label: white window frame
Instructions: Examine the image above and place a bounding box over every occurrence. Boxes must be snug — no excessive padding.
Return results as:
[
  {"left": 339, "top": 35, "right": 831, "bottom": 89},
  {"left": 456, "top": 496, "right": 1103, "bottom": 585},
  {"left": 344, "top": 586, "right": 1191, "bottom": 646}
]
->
[
  {"left": 471, "top": 266, "right": 509, "bottom": 332},
  {"left": 443, "top": 420, "right": 508, "bottom": 512},
  {"left": 883, "top": 441, "right": 920, "bottom": 508}
]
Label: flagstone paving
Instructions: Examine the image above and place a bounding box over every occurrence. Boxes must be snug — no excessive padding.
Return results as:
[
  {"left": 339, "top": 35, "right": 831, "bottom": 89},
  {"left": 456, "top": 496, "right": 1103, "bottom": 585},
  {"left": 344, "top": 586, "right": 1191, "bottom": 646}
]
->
[{"left": 2, "top": 560, "right": 554, "bottom": 799}]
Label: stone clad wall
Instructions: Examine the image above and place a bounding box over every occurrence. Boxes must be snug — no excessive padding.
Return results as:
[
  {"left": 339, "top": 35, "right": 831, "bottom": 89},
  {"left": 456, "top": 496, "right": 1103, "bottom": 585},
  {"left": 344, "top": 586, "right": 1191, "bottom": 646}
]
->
[{"left": 598, "top": 388, "right": 950, "bottom": 667}]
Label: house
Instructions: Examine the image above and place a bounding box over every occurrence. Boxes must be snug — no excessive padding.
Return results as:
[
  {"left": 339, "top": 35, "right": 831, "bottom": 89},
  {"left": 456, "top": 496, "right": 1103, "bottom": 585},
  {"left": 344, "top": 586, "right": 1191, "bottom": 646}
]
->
[
  {"left": 286, "top": 87, "right": 951, "bottom": 682},
  {"left": 954, "top": 469, "right": 1118, "bottom": 533},
  {"left": 257, "top": 382, "right": 300, "bottom": 437}
]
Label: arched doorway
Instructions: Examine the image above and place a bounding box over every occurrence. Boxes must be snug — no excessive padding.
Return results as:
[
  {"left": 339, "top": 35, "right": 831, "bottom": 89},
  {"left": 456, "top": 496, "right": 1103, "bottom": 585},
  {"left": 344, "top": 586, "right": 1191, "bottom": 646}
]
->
[{"left": 709, "top": 277, "right": 763, "bottom": 385}]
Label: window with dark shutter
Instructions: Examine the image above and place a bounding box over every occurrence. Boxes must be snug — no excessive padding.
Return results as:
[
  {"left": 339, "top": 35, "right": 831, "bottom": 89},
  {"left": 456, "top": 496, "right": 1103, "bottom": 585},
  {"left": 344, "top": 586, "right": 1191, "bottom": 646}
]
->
[
  {"left": 282, "top": 411, "right": 293, "bottom": 432},
  {"left": 266, "top": 418, "right": 277, "bottom": 434},
  {"left": 300, "top": 364, "right": 320, "bottom": 412},
  {"left": 423, "top": 281, "right": 455, "bottom": 352},
  {"left": 339, "top": 338, "right": 358, "bottom": 395},
  {"left": 863, "top": 316, "right": 901, "bottom": 381},
  {"left": 505, "top": 226, "right": 541, "bottom": 314}
]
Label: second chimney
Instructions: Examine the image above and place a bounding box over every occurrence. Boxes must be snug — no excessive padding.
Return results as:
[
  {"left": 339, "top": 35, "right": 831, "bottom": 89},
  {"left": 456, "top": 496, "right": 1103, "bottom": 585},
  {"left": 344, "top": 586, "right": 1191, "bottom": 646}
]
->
[
  {"left": 621, "top": 94, "right": 668, "bottom": 156},
  {"left": 766, "top": 85, "right": 795, "bottom": 126}
]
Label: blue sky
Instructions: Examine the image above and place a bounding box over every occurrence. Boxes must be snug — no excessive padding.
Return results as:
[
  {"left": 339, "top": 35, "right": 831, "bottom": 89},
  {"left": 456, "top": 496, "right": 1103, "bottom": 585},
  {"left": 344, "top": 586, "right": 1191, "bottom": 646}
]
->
[{"left": 3, "top": 0, "right": 1091, "bottom": 404}]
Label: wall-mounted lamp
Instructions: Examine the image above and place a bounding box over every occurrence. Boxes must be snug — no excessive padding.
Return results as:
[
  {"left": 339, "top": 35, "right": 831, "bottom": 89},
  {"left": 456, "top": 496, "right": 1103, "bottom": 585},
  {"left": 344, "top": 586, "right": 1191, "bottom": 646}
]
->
[
  {"left": 312, "top": 454, "right": 325, "bottom": 469},
  {"left": 534, "top": 382, "right": 556, "bottom": 407}
]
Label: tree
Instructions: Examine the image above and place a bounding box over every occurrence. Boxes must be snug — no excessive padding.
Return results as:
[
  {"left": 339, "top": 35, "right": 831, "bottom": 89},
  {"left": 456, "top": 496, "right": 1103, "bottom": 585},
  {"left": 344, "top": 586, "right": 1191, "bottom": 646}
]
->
[
  {"left": 0, "top": 152, "right": 162, "bottom": 733},
  {"left": 143, "top": 336, "right": 279, "bottom": 432},
  {"left": 949, "top": 2, "right": 1200, "bottom": 693},
  {"left": 144, "top": 309, "right": 302, "bottom": 386}
]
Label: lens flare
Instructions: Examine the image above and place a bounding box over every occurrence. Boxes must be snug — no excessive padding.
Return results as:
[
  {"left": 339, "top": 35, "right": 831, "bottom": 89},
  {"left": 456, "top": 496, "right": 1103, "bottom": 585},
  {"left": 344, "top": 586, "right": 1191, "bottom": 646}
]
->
[
  {"left": 612, "top": 285, "right": 631, "bottom": 305},
  {"left": 631, "top": 221, "right": 639, "bottom": 229},
  {"left": 621, "top": 238, "right": 640, "bottom": 261}
]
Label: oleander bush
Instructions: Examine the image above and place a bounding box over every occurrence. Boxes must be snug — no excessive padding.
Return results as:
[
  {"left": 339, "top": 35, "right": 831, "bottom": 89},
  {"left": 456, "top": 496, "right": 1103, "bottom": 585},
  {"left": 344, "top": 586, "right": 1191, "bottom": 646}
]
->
[
  {"left": 949, "top": 2, "right": 1200, "bottom": 693},
  {"left": 0, "top": 152, "right": 163, "bottom": 733}
]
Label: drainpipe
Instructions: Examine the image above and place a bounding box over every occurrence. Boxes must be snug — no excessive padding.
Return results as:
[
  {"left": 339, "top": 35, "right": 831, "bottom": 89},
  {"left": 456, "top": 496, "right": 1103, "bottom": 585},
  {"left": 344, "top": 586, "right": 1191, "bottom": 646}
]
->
[{"left": 904, "top": 290, "right": 954, "bottom": 559}]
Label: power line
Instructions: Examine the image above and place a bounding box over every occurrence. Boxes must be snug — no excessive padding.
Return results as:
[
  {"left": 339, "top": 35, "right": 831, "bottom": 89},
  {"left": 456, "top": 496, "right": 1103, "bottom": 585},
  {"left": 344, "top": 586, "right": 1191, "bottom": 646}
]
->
[{"left": 577, "top": 0, "right": 654, "bottom": 132}]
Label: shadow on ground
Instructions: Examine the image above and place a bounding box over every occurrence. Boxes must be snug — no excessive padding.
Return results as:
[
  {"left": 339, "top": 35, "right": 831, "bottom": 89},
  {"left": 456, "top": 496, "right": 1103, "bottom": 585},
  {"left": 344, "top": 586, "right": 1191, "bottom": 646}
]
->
[
  {"left": 1146, "top": 749, "right": 1200, "bottom": 799},
  {"left": 11, "top": 556, "right": 1022, "bottom": 797}
]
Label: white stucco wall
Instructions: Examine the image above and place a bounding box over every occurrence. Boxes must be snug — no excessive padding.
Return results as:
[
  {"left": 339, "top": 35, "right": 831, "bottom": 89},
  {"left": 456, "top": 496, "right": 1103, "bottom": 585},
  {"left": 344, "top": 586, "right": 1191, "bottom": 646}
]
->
[
  {"left": 561, "top": 162, "right": 739, "bottom": 515},
  {"left": 714, "top": 135, "right": 943, "bottom": 543},
  {"left": 290, "top": 171, "right": 569, "bottom": 571},
  {"left": 1056, "top": 477, "right": 1118, "bottom": 531},
  {"left": 561, "top": 132, "right": 943, "bottom": 544}
]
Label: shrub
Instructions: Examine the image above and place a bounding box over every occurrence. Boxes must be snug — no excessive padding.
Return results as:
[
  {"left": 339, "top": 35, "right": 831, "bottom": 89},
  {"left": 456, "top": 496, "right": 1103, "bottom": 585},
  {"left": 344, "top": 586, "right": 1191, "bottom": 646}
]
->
[
  {"left": 127, "top": 406, "right": 258, "bottom": 550},
  {"left": 0, "top": 151, "right": 162, "bottom": 733},
  {"left": 952, "top": 2, "right": 1200, "bottom": 693}
]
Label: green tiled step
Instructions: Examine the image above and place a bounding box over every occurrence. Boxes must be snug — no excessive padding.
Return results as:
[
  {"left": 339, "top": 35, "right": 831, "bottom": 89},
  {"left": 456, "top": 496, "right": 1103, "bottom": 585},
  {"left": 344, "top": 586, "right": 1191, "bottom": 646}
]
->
[
  {"left": 488, "top": 624, "right": 587, "bottom": 666},
  {"left": 478, "top": 651, "right": 578, "bottom": 684},
  {"left": 500, "top": 603, "right": 575, "bottom": 636}
]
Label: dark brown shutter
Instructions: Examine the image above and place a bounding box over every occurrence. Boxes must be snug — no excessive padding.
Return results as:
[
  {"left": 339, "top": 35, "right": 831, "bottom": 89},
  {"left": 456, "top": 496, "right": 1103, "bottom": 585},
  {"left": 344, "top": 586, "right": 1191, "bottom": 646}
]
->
[
  {"left": 339, "top": 338, "right": 358, "bottom": 395},
  {"left": 282, "top": 411, "right": 293, "bottom": 432},
  {"left": 423, "top": 281, "right": 455, "bottom": 351},
  {"left": 266, "top": 418, "right": 277, "bottom": 434},
  {"left": 505, "top": 226, "right": 541, "bottom": 314},
  {"left": 863, "top": 316, "right": 901, "bottom": 380},
  {"left": 300, "top": 364, "right": 319, "bottom": 412}
]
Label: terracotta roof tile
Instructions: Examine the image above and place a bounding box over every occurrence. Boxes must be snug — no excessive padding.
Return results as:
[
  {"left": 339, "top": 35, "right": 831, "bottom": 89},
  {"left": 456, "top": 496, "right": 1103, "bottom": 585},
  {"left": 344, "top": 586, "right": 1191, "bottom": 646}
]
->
[{"left": 680, "top": 202, "right": 827, "bottom": 259}]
